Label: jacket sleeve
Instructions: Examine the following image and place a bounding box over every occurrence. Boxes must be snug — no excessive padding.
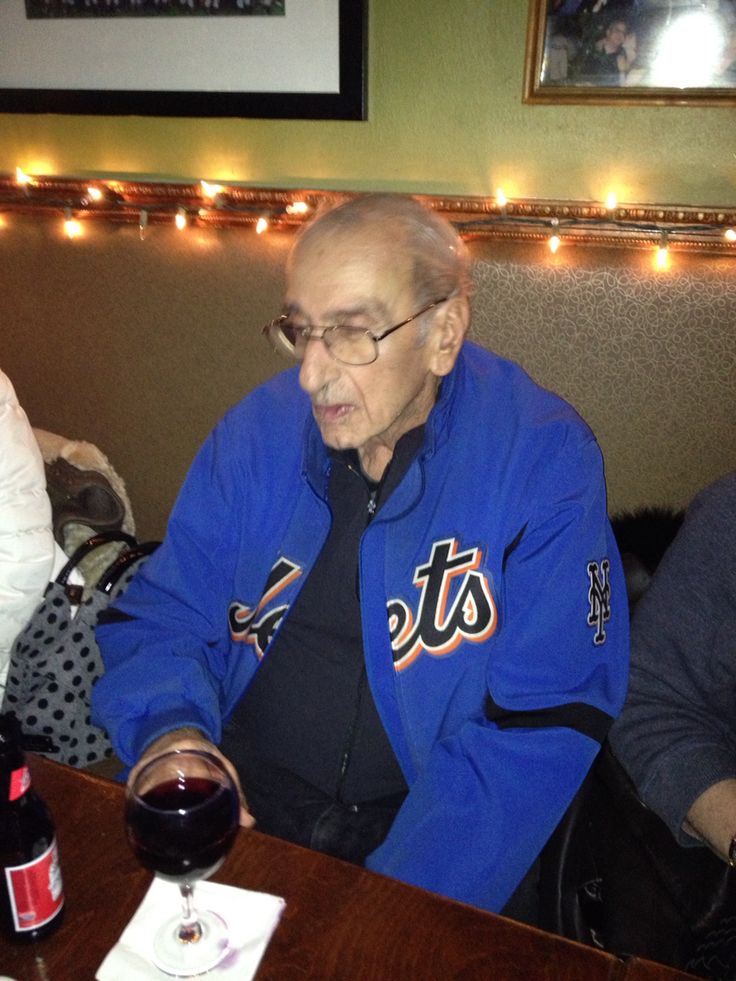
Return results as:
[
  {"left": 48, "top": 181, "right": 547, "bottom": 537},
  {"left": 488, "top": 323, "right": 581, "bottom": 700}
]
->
[
  {"left": 366, "top": 435, "right": 629, "bottom": 913},
  {"left": 93, "top": 372, "right": 309, "bottom": 768},
  {"left": 92, "top": 415, "right": 248, "bottom": 764},
  {"left": 0, "top": 371, "right": 55, "bottom": 691},
  {"left": 608, "top": 474, "right": 736, "bottom": 844}
]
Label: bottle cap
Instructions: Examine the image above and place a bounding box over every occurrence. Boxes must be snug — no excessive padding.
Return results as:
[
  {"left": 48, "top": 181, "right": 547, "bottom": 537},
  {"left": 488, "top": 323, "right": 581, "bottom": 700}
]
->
[{"left": 0, "top": 712, "right": 22, "bottom": 751}]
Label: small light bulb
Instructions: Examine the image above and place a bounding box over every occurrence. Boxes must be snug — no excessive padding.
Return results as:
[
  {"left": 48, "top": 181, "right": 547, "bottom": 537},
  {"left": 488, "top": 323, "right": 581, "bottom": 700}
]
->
[
  {"left": 655, "top": 233, "right": 669, "bottom": 270},
  {"left": 255, "top": 217, "right": 269, "bottom": 235},
  {"left": 63, "top": 208, "right": 82, "bottom": 240},
  {"left": 605, "top": 191, "right": 617, "bottom": 211},
  {"left": 86, "top": 185, "right": 103, "bottom": 202},
  {"left": 139, "top": 209, "right": 149, "bottom": 241},
  {"left": 548, "top": 234, "right": 561, "bottom": 254},
  {"left": 495, "top": 188, "right": 507, "bottom": 209},
  {"left": 286, "top": 201, "right": 309, "bottom": 216},
  {"left": 200, "top": 180, "right": 223, "bottom": 201},
  {"left": 725, "top": 228, "right": 736, "bottom": 242},
  {"left": 15, "top": 167, "right": 31, "bottom": 185},
  {"left": 175, "top": 207, "right": 187, "bottom": 231}
]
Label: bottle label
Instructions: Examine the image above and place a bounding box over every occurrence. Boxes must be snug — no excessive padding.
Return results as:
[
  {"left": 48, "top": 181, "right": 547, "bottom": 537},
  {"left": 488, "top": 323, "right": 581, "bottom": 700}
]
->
[
  {"left": 4, "top": 838, "right": 64, "bottom": 932},
  {"left": 8, "top": 766, "right": 31, "bottom": 803}
]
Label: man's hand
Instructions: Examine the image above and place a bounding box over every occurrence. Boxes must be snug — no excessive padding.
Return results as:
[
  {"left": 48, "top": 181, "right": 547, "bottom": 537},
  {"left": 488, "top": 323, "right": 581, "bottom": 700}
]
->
[
  {"left": 621, "top": 31, "right": 637, "bottom": 65},
  {"left": 128, "top": 727, "right": 256, "bottom": 829},
  {"left": 684, "top": 777, "right": 736, "bottom": 863}
]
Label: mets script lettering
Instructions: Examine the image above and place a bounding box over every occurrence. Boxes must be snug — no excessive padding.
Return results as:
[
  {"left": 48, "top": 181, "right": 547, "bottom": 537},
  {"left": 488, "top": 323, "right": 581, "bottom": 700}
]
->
[
  {"left": 228, "top": 557, "right": 301, "bottom": 658},
  {"left": 229, "top": 541, "right": 497, "bottom": 670},
  {"left": 388, "top": 538, "right": 497, "bottom": 671}
]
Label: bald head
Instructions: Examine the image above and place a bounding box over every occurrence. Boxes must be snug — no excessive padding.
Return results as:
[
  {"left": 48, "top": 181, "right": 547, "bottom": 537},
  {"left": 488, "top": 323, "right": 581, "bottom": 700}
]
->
[
  {"left": 280, "top": 194, "right": 472, "bottom": 479},
  {"left": 289, "top": 194, "right": 472, "bottom": 315}
]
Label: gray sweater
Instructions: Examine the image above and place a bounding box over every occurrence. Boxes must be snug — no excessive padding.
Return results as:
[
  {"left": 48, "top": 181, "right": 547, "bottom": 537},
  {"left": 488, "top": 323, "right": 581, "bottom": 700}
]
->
[{"left": 609, "top": 472, "right": 736, "bottom": 845}]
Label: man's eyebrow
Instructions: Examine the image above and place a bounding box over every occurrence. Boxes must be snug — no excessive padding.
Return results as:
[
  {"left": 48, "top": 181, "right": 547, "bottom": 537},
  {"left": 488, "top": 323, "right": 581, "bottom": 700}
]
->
[{"left": 283, "top": 300, "right": 392, "bottom": 323}]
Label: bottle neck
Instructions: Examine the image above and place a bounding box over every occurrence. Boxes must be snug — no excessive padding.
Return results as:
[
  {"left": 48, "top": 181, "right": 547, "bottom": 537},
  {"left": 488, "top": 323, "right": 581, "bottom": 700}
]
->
[{"left": 1, "top": 748, "right": 31, "bottom": 804}]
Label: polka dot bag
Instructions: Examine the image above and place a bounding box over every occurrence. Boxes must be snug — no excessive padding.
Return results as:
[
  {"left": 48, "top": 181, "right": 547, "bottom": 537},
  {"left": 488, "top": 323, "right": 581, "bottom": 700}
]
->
[{"left": 2, "top": 531, "right": 159, "bottom": 767}]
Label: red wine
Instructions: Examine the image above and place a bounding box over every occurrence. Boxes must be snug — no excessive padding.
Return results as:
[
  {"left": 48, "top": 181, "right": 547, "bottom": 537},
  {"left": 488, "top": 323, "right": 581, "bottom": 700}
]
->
[{"left": 126, "top": 776, "right": 238, "bottom": 883}]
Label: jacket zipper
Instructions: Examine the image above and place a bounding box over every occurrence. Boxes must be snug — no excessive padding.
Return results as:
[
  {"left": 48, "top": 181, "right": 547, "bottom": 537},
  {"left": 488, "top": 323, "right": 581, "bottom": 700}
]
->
[{"left": 335, "top": 466, "right": 378, "bottom": 804}]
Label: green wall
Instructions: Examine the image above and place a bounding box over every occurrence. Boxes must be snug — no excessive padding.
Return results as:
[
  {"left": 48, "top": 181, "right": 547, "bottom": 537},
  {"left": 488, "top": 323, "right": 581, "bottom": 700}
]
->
[{"left": 1, "top": 0, "right": 734, "bottom": 205}]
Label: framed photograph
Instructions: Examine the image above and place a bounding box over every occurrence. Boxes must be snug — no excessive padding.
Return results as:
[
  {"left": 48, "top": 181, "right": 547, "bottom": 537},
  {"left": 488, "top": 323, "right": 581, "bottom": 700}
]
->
[
  {"left": 0, "top": 0, "right": 366, "bottom": 119},
  {"left": 524, "top": 0, "right": 736, "bottom": 105}
]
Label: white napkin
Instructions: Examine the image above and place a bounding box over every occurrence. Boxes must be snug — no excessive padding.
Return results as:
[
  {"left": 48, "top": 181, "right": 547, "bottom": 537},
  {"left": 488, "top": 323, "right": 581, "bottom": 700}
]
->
[{"left": 96, "top": 877, "right": 285, "bottom": 980}]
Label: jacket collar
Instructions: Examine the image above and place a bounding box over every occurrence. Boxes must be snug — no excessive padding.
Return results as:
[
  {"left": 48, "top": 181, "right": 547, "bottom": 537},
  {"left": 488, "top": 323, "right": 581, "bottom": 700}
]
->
[{"left": 300, "top": 344, "right": 466, "bottom": 501}]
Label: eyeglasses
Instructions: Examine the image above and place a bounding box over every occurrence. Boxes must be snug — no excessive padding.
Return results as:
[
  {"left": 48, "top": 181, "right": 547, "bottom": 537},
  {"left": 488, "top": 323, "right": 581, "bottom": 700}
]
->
[{"left": 262, "top": 296, "right": 449, "bottom": 366}]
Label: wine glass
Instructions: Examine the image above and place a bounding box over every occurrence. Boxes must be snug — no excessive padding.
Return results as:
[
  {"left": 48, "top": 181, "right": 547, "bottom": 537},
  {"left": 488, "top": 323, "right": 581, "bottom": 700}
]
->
[{"left": 125, "top": 749, "right": 240, "bottom": 977}]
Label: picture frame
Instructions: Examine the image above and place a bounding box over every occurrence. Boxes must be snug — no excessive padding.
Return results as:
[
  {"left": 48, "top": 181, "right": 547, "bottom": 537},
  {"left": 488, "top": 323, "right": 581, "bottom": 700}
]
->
[
  {"left": 523, "top": 0, "right": 736, "bottom": 106},
  {"left": 0, "top": 0, "right": 366, "bottom": 120}
]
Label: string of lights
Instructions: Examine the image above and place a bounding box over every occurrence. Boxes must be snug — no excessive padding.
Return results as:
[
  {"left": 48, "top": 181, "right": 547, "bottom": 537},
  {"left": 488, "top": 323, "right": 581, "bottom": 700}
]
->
[{"left": 2, "top": 170, "right": 735, "bottom": 264}]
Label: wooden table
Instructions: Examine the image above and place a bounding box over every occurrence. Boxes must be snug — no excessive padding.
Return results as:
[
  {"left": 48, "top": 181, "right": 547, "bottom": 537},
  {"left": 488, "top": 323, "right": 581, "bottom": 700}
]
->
[{"left": 1, "top": 757, "right": 698, "bottom": 981}]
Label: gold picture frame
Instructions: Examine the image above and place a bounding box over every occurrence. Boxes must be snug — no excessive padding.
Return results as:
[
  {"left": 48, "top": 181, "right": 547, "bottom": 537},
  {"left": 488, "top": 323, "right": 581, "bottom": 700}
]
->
[{"left": 524, "top": 0, "right": 736, "bottom": 106}]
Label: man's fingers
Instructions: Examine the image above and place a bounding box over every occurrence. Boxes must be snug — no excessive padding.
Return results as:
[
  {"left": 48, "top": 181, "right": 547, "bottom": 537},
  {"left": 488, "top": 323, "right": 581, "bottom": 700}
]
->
[
  {"left": 128, "top": 730, "right": 256, "bottom": 830},
  {"left": 240, "top": 804, "right": 256, "bottom": 829}
]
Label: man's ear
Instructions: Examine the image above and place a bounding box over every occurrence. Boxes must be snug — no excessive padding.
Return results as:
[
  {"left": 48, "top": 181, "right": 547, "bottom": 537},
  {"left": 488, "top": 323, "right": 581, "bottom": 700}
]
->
[{"left": 429, "top": 295, "right": 470, "bottom": 377}]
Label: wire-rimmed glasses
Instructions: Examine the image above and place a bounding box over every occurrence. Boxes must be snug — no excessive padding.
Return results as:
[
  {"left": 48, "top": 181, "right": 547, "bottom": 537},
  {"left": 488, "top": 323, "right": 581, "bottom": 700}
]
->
[{"left": 262, "top": 296, "right": 449, "bottom": 366}]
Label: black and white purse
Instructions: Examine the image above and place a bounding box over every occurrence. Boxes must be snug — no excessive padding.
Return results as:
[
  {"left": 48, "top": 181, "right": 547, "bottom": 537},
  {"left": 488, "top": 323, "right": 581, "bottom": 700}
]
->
[{"left": 2, "top": 531, "right": 158, "bottom": 767}]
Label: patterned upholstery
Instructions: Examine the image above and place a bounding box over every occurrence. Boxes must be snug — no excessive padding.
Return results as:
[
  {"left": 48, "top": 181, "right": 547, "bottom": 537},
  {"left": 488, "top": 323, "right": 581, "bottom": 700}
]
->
[
  {"left": 469, "top": 250, "right": 736, "bottom": 513},
  {"left": 2, "top": 216, "right": 733, "bottom": 535}
]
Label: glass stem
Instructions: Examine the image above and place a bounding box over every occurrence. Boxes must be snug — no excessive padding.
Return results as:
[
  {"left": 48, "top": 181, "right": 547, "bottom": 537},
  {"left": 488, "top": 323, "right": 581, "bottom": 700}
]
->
[{"left": 177, "top": 882, "right": 203, "bottom": 945}]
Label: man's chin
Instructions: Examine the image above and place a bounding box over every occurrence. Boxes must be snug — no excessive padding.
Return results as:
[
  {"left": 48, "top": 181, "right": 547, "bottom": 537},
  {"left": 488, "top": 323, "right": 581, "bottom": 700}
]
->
[
  {"left": 313, "top": 410, "right": 361, "bottom": 451},
  {"left": 317, "top": 426, "right": 360, "bottom": 451}
]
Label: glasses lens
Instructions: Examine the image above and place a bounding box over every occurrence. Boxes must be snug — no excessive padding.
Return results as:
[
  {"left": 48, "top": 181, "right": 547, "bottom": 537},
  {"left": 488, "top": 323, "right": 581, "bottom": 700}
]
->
[
  {"left": 268, "top": 318, "right": 305, "bottom": 359},
  {"left": 326, "top": 327, "right": 377, "bottom": 366},
  {"left": 266, "top": 320, "right": 378, "bottom": 365}
]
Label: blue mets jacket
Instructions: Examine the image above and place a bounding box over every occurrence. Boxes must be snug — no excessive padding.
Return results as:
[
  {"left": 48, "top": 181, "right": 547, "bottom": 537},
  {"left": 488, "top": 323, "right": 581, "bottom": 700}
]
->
[{"left": 93, "top": 341, "right": 629, "bottom": 913}]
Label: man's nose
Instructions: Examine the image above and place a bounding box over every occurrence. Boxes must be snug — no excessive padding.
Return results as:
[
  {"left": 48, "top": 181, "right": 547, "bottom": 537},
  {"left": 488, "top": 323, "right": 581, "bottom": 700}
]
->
[{"left": 298, "top": 333, "right": 339, "bottom": 394}]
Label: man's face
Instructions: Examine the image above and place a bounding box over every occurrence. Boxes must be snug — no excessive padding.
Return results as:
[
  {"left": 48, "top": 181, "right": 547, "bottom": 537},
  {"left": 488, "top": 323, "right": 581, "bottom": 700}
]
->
[
  {"left": 286, "top": 228, "right": 443, "bottom": 480},
  {"left": 605, "top": 21, "right": 627, "bottom": 49}
]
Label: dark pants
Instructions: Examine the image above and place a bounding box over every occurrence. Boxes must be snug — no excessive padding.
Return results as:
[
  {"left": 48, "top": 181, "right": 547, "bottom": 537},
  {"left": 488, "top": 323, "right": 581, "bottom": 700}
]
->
[
  {"left": 247, "top": 779, "right": 542, "bottom": 927},
  {"left": 245, "top": 784, "right": 407, "bottom": 866}
]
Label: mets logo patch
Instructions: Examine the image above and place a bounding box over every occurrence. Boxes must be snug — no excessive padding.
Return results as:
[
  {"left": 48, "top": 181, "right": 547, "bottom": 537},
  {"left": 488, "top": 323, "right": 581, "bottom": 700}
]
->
[{"left": 587, "top": 559, "right": 611, "bottom": 645}]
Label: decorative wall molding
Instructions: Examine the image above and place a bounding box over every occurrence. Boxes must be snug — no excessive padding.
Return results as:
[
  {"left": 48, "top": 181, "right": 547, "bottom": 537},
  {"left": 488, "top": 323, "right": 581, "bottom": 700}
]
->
[{"left": 2, "top": 174, "right": 735, "bottom": 255}]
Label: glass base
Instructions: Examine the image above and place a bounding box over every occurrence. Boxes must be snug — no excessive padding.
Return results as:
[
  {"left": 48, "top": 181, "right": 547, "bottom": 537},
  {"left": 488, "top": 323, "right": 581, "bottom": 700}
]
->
[{"left": 152, "top": 908, "right": 230, "bottom": 977}]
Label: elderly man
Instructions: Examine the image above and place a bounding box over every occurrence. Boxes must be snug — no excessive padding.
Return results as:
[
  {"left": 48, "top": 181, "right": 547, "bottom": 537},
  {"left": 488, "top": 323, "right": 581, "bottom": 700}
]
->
[{"left": 93, "top": 193, "right": 628, "bottom": 918}]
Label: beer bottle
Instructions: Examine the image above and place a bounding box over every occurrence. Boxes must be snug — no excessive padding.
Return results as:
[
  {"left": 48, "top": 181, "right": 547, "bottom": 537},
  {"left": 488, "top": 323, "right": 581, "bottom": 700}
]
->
[{"left": 0, "top": 712, "right": 64, "bottom": 942}]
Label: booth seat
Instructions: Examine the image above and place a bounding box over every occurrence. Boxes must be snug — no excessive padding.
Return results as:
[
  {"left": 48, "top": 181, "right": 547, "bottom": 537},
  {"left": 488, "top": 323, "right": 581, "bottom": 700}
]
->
[{"left": 1, "top": 217, "right": 734, "bottom": 539}]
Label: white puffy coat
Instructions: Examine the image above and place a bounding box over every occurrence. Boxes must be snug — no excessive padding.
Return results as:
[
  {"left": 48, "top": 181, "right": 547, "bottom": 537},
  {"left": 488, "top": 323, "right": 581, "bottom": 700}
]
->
[{"left": 0, "top": 370, "right": 55, "bottom": 692}]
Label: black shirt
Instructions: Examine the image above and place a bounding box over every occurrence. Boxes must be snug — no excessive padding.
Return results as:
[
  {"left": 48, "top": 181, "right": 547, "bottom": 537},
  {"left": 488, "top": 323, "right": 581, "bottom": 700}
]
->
[{"left": 220, "top": 428, "right": 424, "bottom": 814}]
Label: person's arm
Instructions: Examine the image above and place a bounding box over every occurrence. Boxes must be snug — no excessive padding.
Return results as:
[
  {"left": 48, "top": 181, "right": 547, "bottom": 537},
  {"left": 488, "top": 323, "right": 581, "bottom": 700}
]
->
[
  {"left": 609, "top": 474, "right": 736, "bottom": 846},
  {"left": 367, "top": 435, "right": 629, "bottom": 912},
  {"left": 90, "top": 389, "right": 290, "bottom": 766},
  {"left": 684, "top": 779, "right": 736, "bottom": 862},
  {"left": 92, "top": 374, "right": 309, "bottom": 814},
  {"left": 92, "top": 426, "right": 238, "bottom": 763},
  {"left": 618, "top": 30, "right": 637, "bottom": 73},
  {"left": 0, "top": 371, "right": 55, "bottom": 690}
]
